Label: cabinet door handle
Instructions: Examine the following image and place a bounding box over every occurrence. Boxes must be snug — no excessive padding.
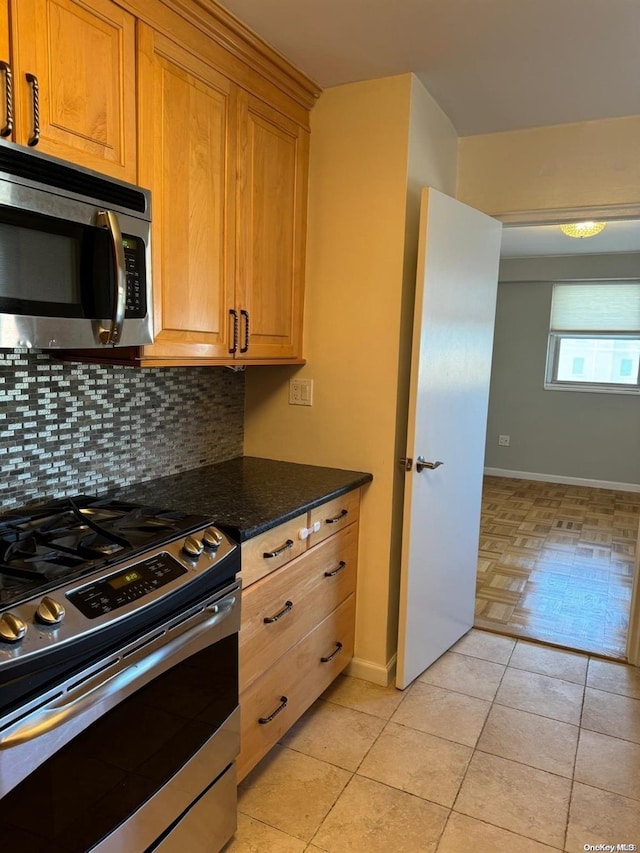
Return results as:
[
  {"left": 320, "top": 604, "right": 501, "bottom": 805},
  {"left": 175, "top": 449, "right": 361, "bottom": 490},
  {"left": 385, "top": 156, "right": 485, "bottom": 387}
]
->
[
  {"left": 263, "top": 539, "right": 294, "bottom": 559},
  {"left": 326, "top": 509, "right": 348, "bottom": 524},
  {"left": 258, "top": 696, "right": 288, "bottom": 724},
  {"left": 0, "top": 61, "right": 13, "bottom": 137},
  {"left": 26, "top": 73, "right": 40, "bottom": 147},
  {"left": 229, "top": 309, "right": 238, "bottom": 354},
  {"left": 324, "top": 561, "right": 346, "bottom": 578},
  {"left": 263, "top": 600, "right": 294, "bottom": 624},
  {"left": 320, "top": 641, "right": 343, "bottom": 663},
  {"left": 240, "top": 309, "right": 249, "bottom": 353}
]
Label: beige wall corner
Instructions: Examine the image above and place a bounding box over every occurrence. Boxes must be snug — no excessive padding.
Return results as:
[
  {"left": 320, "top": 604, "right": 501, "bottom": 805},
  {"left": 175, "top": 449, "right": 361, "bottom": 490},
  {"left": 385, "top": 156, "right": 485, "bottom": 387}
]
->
[
  {"left": 345, "top": 653, "right": 397, "bottom": 687},
  {"left": 245, "top": 73, "right": 458, "bottom": 679},
  {"left": 387, "top": 76, "right": 459, "bottom": 659},
  {"left": 457, "top": 115, "right": 640, "bottom": 216},
  {"left": 244, "top": 74, "right": 414, "bottom": 672}
]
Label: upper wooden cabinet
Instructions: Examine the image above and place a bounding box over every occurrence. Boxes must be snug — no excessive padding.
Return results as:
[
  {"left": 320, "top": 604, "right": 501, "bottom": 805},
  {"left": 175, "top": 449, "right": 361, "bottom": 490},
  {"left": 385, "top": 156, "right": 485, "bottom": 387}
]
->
[
  {"left": 6, "top": 0, "right": 321, "bottom": 366},
  {"left": 130, "top": 14, "right": 312, "bottom": 365},
  {"left": 3, "top": 0, "right": 136, "bottom": 181},
  {"left": 235, "top": 93, "right": 308, "bottom": 361},
  {"left": 137, "top": 24, "right": 236, "bottom": 361}
]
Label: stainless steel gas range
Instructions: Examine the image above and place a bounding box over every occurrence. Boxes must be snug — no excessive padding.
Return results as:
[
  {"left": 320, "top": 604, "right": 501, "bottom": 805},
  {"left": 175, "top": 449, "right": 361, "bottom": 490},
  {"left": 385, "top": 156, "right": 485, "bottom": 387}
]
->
[{"left": 0, "top": 495, "right": 240, "bottom": 852}]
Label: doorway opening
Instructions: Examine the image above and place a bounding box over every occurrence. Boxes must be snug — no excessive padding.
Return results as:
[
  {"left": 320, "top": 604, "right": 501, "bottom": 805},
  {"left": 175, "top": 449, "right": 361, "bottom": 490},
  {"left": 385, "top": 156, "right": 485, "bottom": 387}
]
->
[
  {"left": 474, "top": 217, "right": 640, "bottom": 660},
  {"left": 476, "top": 476, "right": 638, "bottom": 658}
]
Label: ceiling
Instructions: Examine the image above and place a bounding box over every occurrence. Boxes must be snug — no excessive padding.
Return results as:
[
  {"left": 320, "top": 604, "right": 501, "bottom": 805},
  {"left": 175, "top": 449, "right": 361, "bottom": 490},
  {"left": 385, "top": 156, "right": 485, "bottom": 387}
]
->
[
  {"left": 218, "top": 0, "right": 640, "bottom": 135},
  {"left": 217, "top": 0, "right": 640, "bottom": 259},
  {"left": 501, "top": 220, "right": 640, "bottom": 258}
]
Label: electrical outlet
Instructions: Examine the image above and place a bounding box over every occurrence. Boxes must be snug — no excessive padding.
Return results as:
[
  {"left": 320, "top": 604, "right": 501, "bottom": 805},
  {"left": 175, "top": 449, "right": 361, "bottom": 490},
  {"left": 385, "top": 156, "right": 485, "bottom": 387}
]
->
[
  {"left": 289, "top": 378, "right": 314, "bottom": 406},
  {"left": 498, "top": 434, "right": 510, "bottom": 446}
]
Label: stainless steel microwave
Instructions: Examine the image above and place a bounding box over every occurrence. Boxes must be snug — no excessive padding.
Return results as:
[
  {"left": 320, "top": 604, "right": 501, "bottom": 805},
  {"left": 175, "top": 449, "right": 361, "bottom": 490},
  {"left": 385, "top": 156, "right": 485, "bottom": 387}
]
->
[{"left": 0, "top": 140, "right": 152, "bottom": 350}]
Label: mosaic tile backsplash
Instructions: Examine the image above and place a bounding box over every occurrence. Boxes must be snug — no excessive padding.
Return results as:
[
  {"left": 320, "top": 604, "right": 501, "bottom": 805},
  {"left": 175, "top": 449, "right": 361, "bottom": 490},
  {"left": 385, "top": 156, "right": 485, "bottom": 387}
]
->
[{"left": 0, "top": 350, "right": 244, "bottom": 511}]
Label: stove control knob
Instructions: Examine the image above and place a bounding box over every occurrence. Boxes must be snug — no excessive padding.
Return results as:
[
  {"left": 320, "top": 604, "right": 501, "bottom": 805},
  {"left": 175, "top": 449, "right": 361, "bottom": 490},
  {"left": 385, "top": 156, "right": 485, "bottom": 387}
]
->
[
  {"left": 0, "top": 612, "right": 27, "bottom": 643},
  {"left": 203, "top": 527, "right": 222, "bottom": 550},
  {"left": 36, "top": 596, "right": 66, "bottom": 626},
  {"left": 183, "top": 536, "right": 204, "bottom": 559}
]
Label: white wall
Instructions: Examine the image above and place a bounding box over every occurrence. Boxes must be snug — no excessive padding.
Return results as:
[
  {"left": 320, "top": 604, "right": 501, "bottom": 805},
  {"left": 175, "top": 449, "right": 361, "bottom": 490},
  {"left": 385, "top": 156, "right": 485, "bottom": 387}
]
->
[
  {"left": 457, "top": 115, "right": 640, "bottom": 215},
  {"left": 458, "top": 117, "right": 640, "bottom": 489},
  {"left": 485, "top": 272, "right": 640, "bottom": 487}
]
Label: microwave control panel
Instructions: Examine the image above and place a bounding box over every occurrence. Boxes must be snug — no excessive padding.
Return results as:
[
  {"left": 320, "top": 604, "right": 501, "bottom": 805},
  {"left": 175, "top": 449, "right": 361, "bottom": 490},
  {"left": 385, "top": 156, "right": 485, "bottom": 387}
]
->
[{"left": 123, "top": 235, "right": 146, "bottom": 318}]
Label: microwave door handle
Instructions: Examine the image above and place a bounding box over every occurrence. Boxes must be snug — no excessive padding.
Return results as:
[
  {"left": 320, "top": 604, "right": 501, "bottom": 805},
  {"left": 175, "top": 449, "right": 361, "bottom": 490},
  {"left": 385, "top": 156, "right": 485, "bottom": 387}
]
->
[{"left": 96, "top": 210, "right": 126, "bottom": 345}]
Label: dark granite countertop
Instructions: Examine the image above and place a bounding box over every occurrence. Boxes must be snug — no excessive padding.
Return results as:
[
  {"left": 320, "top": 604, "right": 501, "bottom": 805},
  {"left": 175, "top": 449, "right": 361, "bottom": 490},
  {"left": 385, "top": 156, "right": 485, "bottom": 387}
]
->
[{"left": 111, "top": 456, "right": 372, "bottom": 542}]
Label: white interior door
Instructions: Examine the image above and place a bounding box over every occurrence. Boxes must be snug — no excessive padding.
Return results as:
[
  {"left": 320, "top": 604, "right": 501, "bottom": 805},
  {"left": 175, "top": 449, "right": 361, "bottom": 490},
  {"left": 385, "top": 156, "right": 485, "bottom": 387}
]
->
[
  {"left": 627, "top": 519, "right": 640, "bottom": 666},
  {"left": 396, "top": 187, "right": 502, "bottom": 689}
]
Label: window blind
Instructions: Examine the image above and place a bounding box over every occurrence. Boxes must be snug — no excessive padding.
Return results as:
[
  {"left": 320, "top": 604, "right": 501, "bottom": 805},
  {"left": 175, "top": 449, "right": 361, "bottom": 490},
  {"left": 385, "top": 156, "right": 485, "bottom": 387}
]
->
[{"left": 550, "top": 282, "right": 640, "bottom": 332}]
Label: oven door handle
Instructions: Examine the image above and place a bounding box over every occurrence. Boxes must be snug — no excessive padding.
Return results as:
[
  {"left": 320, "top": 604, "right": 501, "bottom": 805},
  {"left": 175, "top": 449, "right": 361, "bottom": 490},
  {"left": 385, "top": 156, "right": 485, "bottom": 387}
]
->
[{"left": 0, "top": 596, "right": 237, "bottom": 750}]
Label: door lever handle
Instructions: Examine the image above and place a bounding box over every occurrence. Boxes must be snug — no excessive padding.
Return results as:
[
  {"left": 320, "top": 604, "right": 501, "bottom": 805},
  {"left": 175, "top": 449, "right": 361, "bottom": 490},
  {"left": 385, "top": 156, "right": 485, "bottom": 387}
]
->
[{"left": 416, "top": 457, "right": 444, "bottom": 473}]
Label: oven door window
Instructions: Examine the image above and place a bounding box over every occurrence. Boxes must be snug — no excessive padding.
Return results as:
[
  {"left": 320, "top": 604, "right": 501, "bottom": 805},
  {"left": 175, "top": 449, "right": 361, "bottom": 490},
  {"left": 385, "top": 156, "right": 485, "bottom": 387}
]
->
[{"left": 0, "top": 633, "right": 238, "bottom": 853}]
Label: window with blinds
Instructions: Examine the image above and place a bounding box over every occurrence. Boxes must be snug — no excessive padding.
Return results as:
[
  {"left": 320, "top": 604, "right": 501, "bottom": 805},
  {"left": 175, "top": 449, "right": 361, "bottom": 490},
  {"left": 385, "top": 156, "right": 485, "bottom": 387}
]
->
[{"left": 545, "top": 282, "right": 640, "bottom": 392}]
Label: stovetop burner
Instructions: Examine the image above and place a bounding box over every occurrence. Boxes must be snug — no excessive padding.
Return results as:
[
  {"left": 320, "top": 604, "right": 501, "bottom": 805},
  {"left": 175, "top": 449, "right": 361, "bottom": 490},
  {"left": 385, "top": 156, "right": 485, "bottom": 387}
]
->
[{"left": 0, "top": 495, "right": 214, "bottom": 608}]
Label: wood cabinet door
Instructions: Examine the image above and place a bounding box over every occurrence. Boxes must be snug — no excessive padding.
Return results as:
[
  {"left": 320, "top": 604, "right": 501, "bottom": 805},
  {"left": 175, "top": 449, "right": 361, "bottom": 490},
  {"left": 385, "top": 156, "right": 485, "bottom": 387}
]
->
[
  {"left": 10, "top": 0, "right": 136, "bottom": 180},
  {"left": 235, "top": 92, "right": 308, "bottom": 360},
  {"left": 0, "top": 0, "right": 10, "bottom": 139},
  {"left": 137, "top": 24, "right": 236, "bottom": 360}
]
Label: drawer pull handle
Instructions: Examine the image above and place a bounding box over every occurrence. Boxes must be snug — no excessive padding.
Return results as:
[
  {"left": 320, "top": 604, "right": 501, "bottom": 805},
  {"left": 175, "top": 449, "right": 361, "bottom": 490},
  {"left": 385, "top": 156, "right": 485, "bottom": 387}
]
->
[
  {"left": 324, "top": 561, "right": 346, "bottom": 578},
  {"left": 259, "top": 696, "right": 288, "bottom": 724},
  {"left": 263, "top": 600, "right": 294, "bottom": 623},
  {"left": 263, "top": 539, "right": 294, "bottom": 559},
  {"left": 321, "top": 641, "right": 343, "bottom": 663},
  {"left": 326, "top": 509, "right": 348, "bottom": 524}
]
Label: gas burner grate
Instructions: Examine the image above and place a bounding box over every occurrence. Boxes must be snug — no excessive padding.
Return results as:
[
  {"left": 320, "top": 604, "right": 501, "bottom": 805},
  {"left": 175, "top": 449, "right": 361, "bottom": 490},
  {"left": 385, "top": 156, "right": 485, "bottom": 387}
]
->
[
  {"left": 0, "top": 529, "right": 89, "bottom": 575},
  {"left": 0, "top": 494, "right": 216, "bottom": 610}
]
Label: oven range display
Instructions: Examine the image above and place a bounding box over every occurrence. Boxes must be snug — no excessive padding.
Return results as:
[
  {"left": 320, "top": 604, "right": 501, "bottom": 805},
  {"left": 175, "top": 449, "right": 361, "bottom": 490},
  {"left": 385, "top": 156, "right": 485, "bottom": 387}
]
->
[
  {"left": 108, "top": 569, "right": 143, "bottom": 590},
  {"left": 68, "top": 553, "right": 188, "bottom": 619}
]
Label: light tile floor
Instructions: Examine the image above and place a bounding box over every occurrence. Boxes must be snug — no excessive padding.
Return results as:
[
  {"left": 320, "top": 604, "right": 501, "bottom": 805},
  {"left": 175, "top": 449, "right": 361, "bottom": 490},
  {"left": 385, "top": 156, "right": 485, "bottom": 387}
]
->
[
  {"left": 476, "top": 477, "right": 639, "bottom": 658},
  {"left": 226, "top": 630, "right": 640, "bottom": 853}
]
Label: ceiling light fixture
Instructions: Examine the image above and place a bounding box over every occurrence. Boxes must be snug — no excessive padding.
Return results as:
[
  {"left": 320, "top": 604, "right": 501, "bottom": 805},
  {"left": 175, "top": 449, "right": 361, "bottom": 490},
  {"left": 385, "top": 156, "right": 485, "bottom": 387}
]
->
[{"left": 559, "top": 221, "right": 607, "bottom": 239}]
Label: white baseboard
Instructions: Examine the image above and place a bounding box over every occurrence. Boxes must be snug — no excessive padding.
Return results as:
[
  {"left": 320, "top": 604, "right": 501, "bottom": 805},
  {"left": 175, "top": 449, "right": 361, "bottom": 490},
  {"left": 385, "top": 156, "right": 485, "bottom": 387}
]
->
[
  {"left": 484, "top": 467, "right": 640, "bottom": 493},
  {"left": 345, "top": 653, "right": 397, "bottom": 687}
]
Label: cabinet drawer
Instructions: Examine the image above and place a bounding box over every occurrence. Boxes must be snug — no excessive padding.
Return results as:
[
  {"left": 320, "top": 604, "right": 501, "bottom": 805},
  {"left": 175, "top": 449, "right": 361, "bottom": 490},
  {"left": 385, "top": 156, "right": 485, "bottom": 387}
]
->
[
  {"left": 241, "top": 513, "right": 307, "bottom": 587},
  {"left": 240, "top": 523, "right": 358, "bottom": 691},
  {"left": 238, "top": 594, "right": 355, "bottom": 781},
  {"left": 307, "top": 489, "right": 360, "bottom": 547}
]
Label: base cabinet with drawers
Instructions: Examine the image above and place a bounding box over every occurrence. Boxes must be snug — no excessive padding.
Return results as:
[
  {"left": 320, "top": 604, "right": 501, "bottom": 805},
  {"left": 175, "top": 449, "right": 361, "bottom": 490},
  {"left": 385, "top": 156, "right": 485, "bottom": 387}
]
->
[{"left": 237, "top": 489, "right": 360, "bottom": 781}]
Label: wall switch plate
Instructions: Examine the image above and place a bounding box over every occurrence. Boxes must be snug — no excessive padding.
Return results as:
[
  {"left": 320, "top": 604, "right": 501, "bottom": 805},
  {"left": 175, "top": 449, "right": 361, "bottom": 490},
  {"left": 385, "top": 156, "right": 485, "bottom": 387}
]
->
[
  {"left": 498, "top": 434, "right": 510, "bottom": 446},
  {"left": 289, "top": 378, "right": 313, "bottom": 406}
]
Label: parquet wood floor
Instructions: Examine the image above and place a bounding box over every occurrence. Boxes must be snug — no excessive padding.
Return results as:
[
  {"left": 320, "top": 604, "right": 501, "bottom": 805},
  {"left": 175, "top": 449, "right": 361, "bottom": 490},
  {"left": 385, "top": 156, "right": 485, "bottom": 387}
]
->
[{"left": 475, "top": 476, "right": 639, "bottom": 659}]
